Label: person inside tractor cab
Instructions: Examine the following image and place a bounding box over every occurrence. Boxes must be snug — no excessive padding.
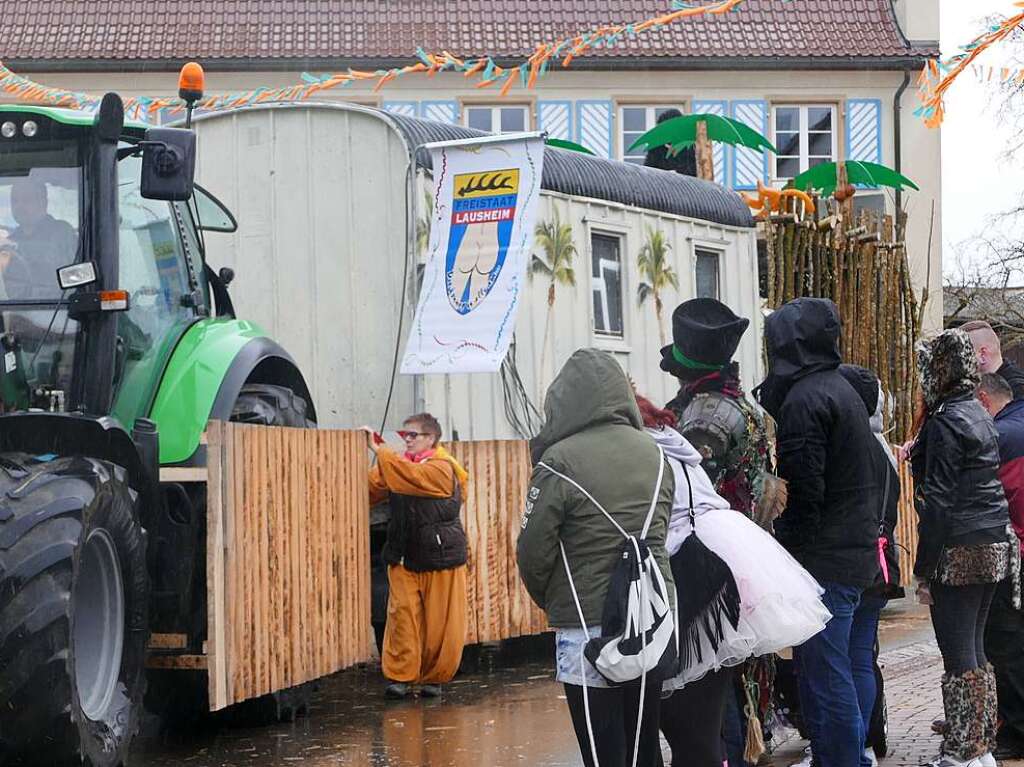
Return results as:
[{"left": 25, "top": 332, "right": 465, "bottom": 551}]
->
[{"left": 1, "top": 177, "right": 77, "bottom": 299}]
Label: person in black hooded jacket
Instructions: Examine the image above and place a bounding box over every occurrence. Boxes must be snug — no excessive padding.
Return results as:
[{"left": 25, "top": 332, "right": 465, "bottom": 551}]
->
[{"left": 757, "top": 298, "right": 879, "bottom": 767}]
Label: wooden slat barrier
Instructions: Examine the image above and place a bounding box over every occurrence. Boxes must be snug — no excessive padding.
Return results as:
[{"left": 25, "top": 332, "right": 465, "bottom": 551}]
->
[
  {"left": 205, "top": 421, "right": 374, "bottom": 711},
  {"left": 200, "top": 430, "right": 918, "bottom": 714},
  {"left": 446, "top": 440, "right": 548, "bottom": 644},
  {"left": 895, "top": 452, "right": 918, "bottom": 588}
]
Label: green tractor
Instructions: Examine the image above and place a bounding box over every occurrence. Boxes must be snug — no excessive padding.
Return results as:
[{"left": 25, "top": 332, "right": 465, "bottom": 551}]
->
[{"left": 0, "top": 91, "right": 316, "bottom": 765}]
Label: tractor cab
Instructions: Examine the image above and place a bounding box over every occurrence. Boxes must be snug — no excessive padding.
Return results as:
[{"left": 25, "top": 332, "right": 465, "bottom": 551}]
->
[{"left": 0, "top": 96, "right": 234, "bottom": 431}]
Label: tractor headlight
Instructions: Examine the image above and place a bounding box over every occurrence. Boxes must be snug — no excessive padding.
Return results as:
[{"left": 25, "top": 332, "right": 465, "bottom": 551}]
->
[
  {"left": 1, "top": 122, "right": 16, "bottom": 139},
  {"left": 21, "top": 121, "right": 37, "bottom": 137}
]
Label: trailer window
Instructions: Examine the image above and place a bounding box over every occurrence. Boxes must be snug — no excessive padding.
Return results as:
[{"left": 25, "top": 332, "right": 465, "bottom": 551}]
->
[{"left": 591, "top": 233, "right": 624, "bottom": 337}]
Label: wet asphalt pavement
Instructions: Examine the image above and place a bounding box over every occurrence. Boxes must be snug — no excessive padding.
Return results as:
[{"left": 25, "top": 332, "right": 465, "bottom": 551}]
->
[
  {"left": 131, "top": 600, "right": 936, "bottom": 767},
  {"left": 130, "top": 640, "right": 584, "bottom": 767}
]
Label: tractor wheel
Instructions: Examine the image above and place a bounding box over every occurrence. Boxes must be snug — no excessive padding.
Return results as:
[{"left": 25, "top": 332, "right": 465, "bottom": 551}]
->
[
  {"left": 0, "top": 458, "right": 148, "bottom": 767},
  {"left": 230, "top": 383, "right": 314, "bottom": 428}
]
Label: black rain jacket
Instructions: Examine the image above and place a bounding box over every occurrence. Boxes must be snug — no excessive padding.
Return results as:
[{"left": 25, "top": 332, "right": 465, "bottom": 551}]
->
[{"left": 760, "top": 299, "right": 880, "bottom": 588}]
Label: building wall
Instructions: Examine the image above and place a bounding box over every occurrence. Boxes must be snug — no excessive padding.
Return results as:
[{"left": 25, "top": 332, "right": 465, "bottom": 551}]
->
[
  {"left": 20, "top": 66, "right": 945, "bottom": 333},
  {"left": 891, "top": 0, "right": 941, "bottom": 44}
]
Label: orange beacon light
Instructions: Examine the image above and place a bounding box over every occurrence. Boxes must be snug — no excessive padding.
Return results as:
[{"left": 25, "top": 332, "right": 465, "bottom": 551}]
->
[{"left": 178, "top": 62, "right": 205, "bottom": 128}]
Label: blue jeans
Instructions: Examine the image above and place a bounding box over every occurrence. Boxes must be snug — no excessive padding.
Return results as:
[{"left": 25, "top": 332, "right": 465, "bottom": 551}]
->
[
  {"left": 794, "top": 581, "right": 867, "bottom": 767},
  {"left": 850, "top": 594, "right": 885, "bottom": 758}
]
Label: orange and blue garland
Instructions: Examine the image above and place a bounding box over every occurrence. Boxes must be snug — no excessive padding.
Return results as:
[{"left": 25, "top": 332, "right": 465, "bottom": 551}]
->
[{"left": 0, "top": 0, "right": 745, "bottom": 121}]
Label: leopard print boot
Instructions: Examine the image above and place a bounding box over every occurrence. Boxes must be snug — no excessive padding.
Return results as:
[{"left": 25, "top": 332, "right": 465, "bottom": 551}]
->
[{"left": 941, "top": 668, "right": 988, "bottom": 761}]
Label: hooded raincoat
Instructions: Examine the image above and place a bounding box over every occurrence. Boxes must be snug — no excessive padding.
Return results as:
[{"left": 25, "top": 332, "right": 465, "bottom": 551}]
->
[
  {"left": 760, "top": 298, "right": 879, "bottom": 589},
  {"left": 517, "top": 348, "right": 675, "bottom": 629}
]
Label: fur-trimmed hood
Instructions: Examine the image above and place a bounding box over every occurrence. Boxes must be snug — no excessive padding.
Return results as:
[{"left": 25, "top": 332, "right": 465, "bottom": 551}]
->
[{"left": 917, "top": 329, "right": 980, "bottom": 410}]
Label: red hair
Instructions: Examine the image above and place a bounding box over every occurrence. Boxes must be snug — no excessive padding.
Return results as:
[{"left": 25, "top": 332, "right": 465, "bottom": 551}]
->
[{"left": 635, "top": 393, "right": 677, "bottom": 429}]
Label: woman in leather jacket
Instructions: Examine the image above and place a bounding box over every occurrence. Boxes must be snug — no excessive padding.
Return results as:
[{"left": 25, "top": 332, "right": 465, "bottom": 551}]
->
[{"left": 910, "top": 329, "right": 1015, "bottom": 767}]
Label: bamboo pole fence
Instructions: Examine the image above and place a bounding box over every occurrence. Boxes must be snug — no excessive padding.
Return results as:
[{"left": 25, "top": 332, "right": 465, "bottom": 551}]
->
[{"left": 763, "top": 204, "right": 921, "bottom": 442}]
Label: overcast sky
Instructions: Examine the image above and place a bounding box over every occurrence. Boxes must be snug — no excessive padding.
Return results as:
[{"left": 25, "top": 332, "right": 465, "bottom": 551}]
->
[{"left": 941, "top": 0, "right": 1024, "bottom": 274}]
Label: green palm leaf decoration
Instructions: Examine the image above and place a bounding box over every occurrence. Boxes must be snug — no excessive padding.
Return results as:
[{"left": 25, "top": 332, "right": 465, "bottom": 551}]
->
[
  {"left": 627, "top": 113, "right": 777, "bottom": 155},
  {"left": 545, "top": 137, "right": 595, "bottom": 155},
  {"left": 791, "top": 161, "right": 920, "bottom": 197}
]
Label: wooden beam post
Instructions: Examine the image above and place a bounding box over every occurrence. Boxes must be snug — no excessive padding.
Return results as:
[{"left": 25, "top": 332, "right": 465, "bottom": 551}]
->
[{"left": 695, "top": 120, "right": 715, "bottom": 183}]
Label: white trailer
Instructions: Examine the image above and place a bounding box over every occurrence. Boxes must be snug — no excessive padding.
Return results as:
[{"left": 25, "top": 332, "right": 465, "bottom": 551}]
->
[{"left": 191, "top": 103, "right": 760, "bottom": 438}]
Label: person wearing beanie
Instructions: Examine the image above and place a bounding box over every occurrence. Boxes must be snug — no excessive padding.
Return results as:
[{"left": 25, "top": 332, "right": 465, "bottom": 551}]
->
[{"left": 660, "top": 297, "right": 787, "bottom": 765}]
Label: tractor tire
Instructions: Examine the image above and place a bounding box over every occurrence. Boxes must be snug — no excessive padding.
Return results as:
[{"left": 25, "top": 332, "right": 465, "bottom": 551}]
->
[
  {"left": 0, "top": 456, "right": 148, "bottom": 767},
  {"left": 230, "top": 383, "right": 314, "bottom": 427}
]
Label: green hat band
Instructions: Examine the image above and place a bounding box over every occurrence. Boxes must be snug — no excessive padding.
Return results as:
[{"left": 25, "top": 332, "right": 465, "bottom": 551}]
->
[{"left": 672, "top": 345, "right": 723, "bottom": 371}]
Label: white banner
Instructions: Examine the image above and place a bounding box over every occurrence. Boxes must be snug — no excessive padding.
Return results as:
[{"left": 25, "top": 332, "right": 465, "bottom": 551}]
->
[{"left": 401, "top": 132, "right": 545, "bottom": 374}]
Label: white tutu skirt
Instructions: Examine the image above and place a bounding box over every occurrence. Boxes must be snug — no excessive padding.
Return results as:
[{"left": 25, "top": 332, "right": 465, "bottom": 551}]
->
[{"left": 664, "top": 509, "right": 831, "bottom": 690}]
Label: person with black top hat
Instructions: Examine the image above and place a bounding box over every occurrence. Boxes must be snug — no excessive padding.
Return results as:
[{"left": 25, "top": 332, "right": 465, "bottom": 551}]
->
[
  {"left": 661, "top": 298, "right": 786, "bottom": 528},
  {"left": 660, "top": 298, "right": 787, "bottom": 766}
]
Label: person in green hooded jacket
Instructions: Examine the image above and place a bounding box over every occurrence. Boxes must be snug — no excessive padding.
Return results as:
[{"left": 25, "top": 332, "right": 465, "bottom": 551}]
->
[{"left": 517, "top": 348, "right": 675, "bottom": 767}]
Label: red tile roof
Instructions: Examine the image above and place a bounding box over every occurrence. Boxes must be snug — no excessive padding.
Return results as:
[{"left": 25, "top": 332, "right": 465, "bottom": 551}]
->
[{"left": 2, "top": 0, "right": 937, "bottom": 68}]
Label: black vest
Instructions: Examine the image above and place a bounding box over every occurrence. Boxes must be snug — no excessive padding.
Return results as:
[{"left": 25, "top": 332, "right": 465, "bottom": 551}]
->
[{"left": 382, "top": 477, "right": 468, "bottom": 572}]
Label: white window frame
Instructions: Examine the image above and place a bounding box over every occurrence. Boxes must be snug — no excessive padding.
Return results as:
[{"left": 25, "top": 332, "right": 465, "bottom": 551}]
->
[
  {"left": 462, "top": 104, "right": 531, "bottom": 134},
  {"left": 589, "top": 230, "right": 627, "bottom": 342},
  {"left": 618, "top": 104, "right": 685, "bottom": 164},
  {"left": 692, "top": 243, "right": 724, "bottom": 302},
  {"left": 770, "top": 103, "right": 838, "bottom": 182}
]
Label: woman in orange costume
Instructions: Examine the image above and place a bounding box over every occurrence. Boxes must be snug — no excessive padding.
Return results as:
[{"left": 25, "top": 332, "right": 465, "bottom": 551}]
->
[{"left": 365, "top": 414, "right": 470, "bottom": 699}]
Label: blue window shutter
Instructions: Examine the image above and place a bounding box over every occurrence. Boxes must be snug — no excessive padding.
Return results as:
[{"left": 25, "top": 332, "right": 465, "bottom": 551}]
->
[
  {"left": 421, "top": 100, "right": 458, "bottom": 124},
  {"left": 538, "top": 100, "right": 572, "bottom": 141},
  {"left": 846, "top": 99, "right": 882, "bottom": 164},
  {"left": 693, "top": 100, "right": 728, "bottom": 185},
  {"left": 382, "top": 101, "right": 419, "bottom": 118},
  {"left": 576, "top": 100, "right": 613, "bottom": 159},
  {"left": 731, "top": 100, "right": 769, "bottom": 190}
]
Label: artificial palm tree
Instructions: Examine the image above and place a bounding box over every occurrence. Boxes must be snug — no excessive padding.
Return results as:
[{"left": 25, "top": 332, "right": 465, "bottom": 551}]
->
[
  {"left": 531, "top": 210, "right": 578, "bottom": 387},
  {"left": 637, "top": 227, "right": 678, "bottom": 346}
]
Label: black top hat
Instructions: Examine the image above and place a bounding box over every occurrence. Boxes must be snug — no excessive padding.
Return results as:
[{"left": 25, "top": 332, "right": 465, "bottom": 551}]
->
[{"left": 659, "top": 298, "right": 750, "bottom": 374}]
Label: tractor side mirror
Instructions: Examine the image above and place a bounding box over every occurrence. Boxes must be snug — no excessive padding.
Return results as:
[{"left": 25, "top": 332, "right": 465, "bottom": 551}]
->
[{"left": 141, "top": 127, "right": 196, "bottom": 201}]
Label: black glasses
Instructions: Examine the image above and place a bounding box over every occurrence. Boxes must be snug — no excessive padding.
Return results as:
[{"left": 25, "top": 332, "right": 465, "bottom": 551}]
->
[{"left": 398, "top": 430, "right": 425, "bottom": 440}]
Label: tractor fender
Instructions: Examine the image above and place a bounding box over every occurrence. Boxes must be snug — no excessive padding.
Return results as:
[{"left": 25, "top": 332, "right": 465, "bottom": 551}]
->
[
  {"left": 149, "top": 319, "right": 315, "bottom": 466},
  {"left": 0, "top": 413, "right": 148, "bottom": 495}
]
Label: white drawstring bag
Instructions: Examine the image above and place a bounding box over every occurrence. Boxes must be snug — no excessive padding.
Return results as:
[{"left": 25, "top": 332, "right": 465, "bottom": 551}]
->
[{"left": 538, "top": 446, "right": 676, "bottom": 767}]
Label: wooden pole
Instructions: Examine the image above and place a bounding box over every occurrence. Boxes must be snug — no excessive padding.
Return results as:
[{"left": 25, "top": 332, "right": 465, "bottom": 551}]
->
[{"left": 695, "top": 120, "right": 715, "bottom": 182}]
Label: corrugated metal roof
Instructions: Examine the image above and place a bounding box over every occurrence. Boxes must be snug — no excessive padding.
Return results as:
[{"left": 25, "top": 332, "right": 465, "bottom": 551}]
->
[
  {"left": 385, "top": 112, "right": 754, "bottom": 229},
  {"left": 1, "top": 0, "right": 936, "bottom": 66}
]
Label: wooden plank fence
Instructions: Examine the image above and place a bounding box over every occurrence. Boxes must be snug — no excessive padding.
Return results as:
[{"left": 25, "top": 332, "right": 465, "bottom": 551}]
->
[
  {"left": 446, "top": 440, "right": 547, "bottom": 644},
  {"left": 205, "top": 421, "right": 374, "bottom": 711},
  {"left": 199, "top": 427, "right": 920, "bottom": 714}
]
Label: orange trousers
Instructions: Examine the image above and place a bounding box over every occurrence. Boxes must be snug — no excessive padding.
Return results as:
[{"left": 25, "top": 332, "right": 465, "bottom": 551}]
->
[{"left": 382, "top": 563, "right": 468, "bottom": 685}]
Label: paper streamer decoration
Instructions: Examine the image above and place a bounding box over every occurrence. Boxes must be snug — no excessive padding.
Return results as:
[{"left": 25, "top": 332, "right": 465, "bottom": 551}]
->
[
  {"left": 916, "top": 1, "right": 1024, "bottom": 128},
  {"left": 0, "top": 0, "right": 746, "bottom": 120}
]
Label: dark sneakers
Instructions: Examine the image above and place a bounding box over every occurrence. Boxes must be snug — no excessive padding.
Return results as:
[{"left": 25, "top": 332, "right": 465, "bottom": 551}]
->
[{"left": 385, "top": 682, "right": 442, "bottom": 699}]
